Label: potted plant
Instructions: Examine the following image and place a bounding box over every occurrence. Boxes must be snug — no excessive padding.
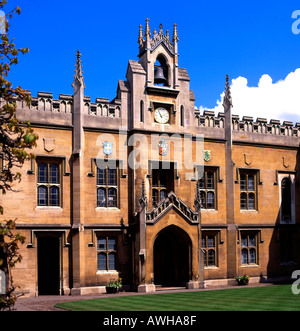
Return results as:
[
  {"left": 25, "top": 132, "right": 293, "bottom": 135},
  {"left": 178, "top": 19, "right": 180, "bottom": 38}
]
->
[
  {"left": 105, "top": 278, "right": 122, "bottom": 294},
  {"left": 235, "top": 275, "right": 250, "bottom": 286}
]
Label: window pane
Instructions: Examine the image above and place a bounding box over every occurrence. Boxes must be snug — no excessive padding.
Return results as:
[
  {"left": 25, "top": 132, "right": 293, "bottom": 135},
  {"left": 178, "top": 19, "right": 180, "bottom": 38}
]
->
[
  {"left": 97, "top": 168, "right": 106, "bottom": 185},
  {"left": 207, "top": 172, "right": 214, "bottom": 189},
  {"left": 97, "top": 238, "right": 106, "bottom": 250},
  {"left": 160, "top": 189, "right": 167, "bottom": 201},
  {"left": 208, "top": 250, "right": 215, "bottom": 266},
  {"left": 108, "top": 238, "right": 116, "bottom": 250},
  {"left": 38, "top": 163, "right": 47, "bottom": 183},
  {"left": 152, "top": 170, "right": 158, "bottom": 187},
  {"left": 207, "top": 235, "right": 215, "bottom": 247},
  {"left": 108, "top": 253, "right": 116, "bottom": 270},
  {"left": 108, "top": 168, "right": 117, "bottom": 186},
  {"left": 207, "top": 192, "right": 214, "bottom": 209},
  {"left": 249, "top": 248, "right": 256, "bottom": 264},
  {"left": 199, "top": 176, "right": 205, "bottom": 189},
  {"left": 241, "top": 236, "right": 248, "bottom": 247},
  {"left": 240, "top": 174, "right": 247, "bottom": 191},
  {"left": 201, "top": 237, "right": 206, "bottom": 248},
  {"left": 249, "top": 236, "right": 256, "bottom": 247},
  {"left": 248, "top": 175, "right": 254, "bottom": 191},
  {"left": 108, "top": 188, "right": 117, "bottom": 207},
  {"left": 49, "top": 186, "right": 60, "bottom": 206},
  {"left": 152, "top": 189, "right": 158, "bottom": 205},
  {"left": 97, "top": 188, "right": 106, "bottom": 207},
  {"left": 97, "top": 253, "right": 107, "bottom": 270},
  {"left": 38, "top": 186, "right": 47, "bottom": 206},
  {"left": 160, "top": 170, "right": 168, "bottom": 188},
  {"left": 240, "top": 193, "right": 247, "bottom": 210},
  {"left": 248, "top": 193, "right": 255, "bottom": 210},
  {"left": 241, "top": 249, "right": 248, "bottom": 264},
  {"left": 49, "top": 164, "right": 59, "bottom": 184},
  {"left": 200, "top": 191, "right": 206, "bottom": 209}
]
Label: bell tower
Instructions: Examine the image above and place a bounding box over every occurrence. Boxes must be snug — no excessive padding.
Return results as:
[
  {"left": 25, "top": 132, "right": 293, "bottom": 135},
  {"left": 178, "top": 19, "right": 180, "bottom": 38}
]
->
[
  {"left": 124, "top": 19, "right": 195, "bottom": 133},
  {"left": 138, "top": 19, "right": 179, "bottom": 90}
]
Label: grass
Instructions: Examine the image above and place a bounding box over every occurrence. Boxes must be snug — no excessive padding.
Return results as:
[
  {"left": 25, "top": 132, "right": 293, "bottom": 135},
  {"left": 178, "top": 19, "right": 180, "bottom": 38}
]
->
[{"left": 55, "top": 285, "right": 300, "bottom": 311}]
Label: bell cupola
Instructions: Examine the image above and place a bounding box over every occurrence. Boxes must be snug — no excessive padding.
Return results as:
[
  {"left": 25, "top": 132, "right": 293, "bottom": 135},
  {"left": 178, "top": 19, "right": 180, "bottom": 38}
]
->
[{"left": 138, "top": 19, "right": 179, "bottom": 90}]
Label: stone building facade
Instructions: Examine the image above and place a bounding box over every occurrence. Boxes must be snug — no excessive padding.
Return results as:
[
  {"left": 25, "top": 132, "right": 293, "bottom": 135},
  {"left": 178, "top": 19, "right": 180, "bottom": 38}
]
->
[{"left": 2, "top": 19, "right": 300, "bottom": 296}]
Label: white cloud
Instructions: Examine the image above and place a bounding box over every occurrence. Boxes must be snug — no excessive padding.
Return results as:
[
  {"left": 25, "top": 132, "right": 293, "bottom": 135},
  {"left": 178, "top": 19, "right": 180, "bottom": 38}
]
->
[{"left": 199, "top": 69, "right": 300, "bottom": 124}]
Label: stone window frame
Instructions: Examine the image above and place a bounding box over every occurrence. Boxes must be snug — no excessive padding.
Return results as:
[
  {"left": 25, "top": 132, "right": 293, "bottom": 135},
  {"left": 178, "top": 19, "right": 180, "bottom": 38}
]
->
[
  {"left": 96, "top": 165, "right": 119, "bottom": 209},
  {"left": 236, "top": 168, "right": 262, "bottom": 211},
  {"left": 36, "top": 158, "right": 63, "bottom": 208},
  {"left": 239, "top": 231, "right": 259, "bottom": 266},
  {"left": 201, "top": 231, "right": 219, "bottom": 268},
  {"left": 96, "top": 236, "right": 118, "bottom": 272},
  {"left": 150, "top": 161, "right": 175, "bottom": 207}
]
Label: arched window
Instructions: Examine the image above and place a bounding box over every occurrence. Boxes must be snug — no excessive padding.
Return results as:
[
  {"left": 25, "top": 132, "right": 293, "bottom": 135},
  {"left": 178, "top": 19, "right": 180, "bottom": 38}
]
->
[
  {"left": 241, "top": 249, "right": 248, "bottom": 265},
  {"left": 281, "top": 177, "right": 292, "bottom": 221},
  {"left": 208, "top": 250, "right": 215, "bottom": 266},
  {"left": 49, "top": 186, "right": 59, "bottom": 206},
  {"left": 37, "top": 186, "right": 47, "bottom": 206},
  {"left": 97, "top": 253, "right": 107, "bottom": 271},
  {"left": 249, "top": 248, "right": 256, "bottom": 264},
  {"left": 248, "top": 193, "right": 255, "bottom": 210},
  {"left": 97, "top": 188, "right": 106, "bottom": 207},
  {"left": 108, "top": 253, "right": 116, "bottom": 270},
  {"left": 207, "top": 192, "right": 215, "bottom": 209},
  {"left": 108, "top": 188, "right": 117, "bottom": 208}
]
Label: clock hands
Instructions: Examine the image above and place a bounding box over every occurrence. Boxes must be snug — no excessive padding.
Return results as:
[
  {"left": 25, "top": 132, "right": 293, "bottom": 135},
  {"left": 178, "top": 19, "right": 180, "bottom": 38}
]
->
[{"left": 158, "top": 109, "right": 163, "bottom": 119}]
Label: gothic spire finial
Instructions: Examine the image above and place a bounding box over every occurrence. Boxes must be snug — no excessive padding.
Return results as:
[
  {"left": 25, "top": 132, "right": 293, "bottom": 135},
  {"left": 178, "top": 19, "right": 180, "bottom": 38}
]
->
[
  {"left": 72, "top": 50, "right": 85, "bottom": 88},
  {"left": 173, "top": 23, "right": 179, "bottom": 42},
  {"left": 223, "top": 74, "right": 232, "bottom": 107},
  {"left": 159, "top": 23, "right": 163, "bottom": 37},
  {"left": 145, "top": 18, "right": 151, "bottom": 40},
  {"left": 138, "top": 24, "right": 144, "bottom": 46}
]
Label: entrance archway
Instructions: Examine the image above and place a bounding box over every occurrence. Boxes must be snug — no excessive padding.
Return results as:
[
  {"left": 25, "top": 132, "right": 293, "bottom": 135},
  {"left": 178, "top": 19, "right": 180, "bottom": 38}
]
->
[{"left": 153, "top": 225, "right": 191, "bottom": 287}]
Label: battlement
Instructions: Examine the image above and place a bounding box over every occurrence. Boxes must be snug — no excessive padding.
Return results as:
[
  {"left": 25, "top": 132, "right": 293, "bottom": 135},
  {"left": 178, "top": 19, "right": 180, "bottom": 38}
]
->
[
  {"left": 195, "top": 109, "right": 300, "bottom": 137},
  {"left": 15, "top": 91, "right": 121, "bottom": 118}
]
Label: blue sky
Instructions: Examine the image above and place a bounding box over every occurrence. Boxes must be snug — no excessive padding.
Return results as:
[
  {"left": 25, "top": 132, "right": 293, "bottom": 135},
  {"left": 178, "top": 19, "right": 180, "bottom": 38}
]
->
[{"left": 6, "top": 0, "right": 300, "bottom": 122}]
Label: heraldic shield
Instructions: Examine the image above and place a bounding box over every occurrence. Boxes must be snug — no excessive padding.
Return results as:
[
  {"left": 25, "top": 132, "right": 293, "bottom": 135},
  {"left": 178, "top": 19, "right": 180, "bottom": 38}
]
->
[
  {"left": 159, "top": 139, "right": 168, "bottom": 156},
  {"left": 103, "top": 142, "right": 113, "bottom": 156},
  {"left": 203, "top": 150, "right": 211, "bottom": 162}
]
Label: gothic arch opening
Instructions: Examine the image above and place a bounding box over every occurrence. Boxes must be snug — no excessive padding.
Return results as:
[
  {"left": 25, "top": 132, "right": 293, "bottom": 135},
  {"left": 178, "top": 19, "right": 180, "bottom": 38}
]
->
[
  {"left": 154, "top": 54, "right": 169, "bottom": 86},
  {"left": 153, "top": 225, "right": 191, "bottom": 287}
]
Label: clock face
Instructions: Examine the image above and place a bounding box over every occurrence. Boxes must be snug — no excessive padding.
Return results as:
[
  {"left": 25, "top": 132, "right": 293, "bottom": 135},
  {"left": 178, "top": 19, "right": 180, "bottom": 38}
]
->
[{"left": 154, "top": 107, "right": 170, "bottom": 124}]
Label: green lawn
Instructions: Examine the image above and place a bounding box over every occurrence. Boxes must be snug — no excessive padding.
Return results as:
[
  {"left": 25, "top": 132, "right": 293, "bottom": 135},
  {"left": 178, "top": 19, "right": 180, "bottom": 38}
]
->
[{"left": 55, "top": 285, "right": 300, "bottom": 311}]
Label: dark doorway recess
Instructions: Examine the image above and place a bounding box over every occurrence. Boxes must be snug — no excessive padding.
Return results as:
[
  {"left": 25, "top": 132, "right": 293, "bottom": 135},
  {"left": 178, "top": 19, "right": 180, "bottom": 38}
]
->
[
  {"left": 38, "top": 236, "right": 60, "bottom": 295},
  {"left": 154, "top": 225, "right": 191, "bottom": 287}
]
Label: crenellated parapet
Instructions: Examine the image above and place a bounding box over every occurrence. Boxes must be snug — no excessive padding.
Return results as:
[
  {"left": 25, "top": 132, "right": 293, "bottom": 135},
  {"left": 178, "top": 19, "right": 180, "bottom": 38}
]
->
[
  {"left": 195, "top": 109, "right": 300, "bottom": 138},
  {"left": 15, "top": 91, "right": 122, "bottom": 119}
]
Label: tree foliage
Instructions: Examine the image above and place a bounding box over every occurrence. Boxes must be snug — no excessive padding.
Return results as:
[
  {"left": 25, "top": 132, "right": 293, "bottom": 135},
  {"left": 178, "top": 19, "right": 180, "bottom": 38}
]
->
[{"left": 0, "top": 0, "right": 38, "bottom": 310}]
